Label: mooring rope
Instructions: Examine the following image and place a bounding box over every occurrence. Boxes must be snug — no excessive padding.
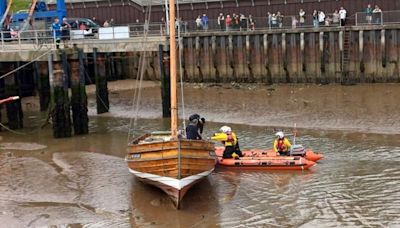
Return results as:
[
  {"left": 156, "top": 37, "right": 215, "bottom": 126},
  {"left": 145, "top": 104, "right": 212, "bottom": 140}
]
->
[
  {"left": 0, "top": 44, "right": 54, "bottom": 135},
  {"left": 126, "top": 3, "right": 152, "bottom": 143},
  {"left": 176, "top": 0, "right": 187, "bottom": 132},
  {"left": 0, "top": 48, "right": 52, "bottom": 80}
]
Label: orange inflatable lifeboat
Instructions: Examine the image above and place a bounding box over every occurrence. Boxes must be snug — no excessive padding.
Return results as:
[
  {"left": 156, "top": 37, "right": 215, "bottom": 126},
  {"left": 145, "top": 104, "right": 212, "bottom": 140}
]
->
[
  {"left": 215, "top": 147, "right": 316, "bottom": 171},
  {"left": 262, "top": 144, "right": 324, "bottom": 162}
]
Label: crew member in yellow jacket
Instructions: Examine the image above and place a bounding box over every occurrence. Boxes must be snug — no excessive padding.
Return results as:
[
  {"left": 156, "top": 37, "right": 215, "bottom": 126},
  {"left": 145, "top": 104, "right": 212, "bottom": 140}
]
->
[
  {"left": 212, "top": 126, "right": 243, "bottom": 159},
  {"left": 273, "top": 131, "right": 292, "bottom": 156}
]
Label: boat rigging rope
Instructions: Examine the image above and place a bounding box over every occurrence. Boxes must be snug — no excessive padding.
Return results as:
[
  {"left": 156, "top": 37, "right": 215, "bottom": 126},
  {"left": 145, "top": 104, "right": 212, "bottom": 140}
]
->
[
  {"left": 0, "top": 45, "right": 54, "bottom": 135},
  {"left": 126, "top": 3, "right": 152, "bottom": 143},
  {"left": 176, "top": 0, "right": 187, "bottom": 132},
  {"left": 0, "top": 49, "right": 52, "bottom": 80}
]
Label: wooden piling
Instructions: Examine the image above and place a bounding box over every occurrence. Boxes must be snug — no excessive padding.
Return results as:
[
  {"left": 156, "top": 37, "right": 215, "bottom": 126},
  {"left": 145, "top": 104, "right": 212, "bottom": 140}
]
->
[
  {"left": 93, "top": 48, "right": 110, "bottom": 114},
  {"left": 234, "top": 35, "right": 245, "bottom": 82},
  {"left": 270, "top": 34, "right": 281, "bottom": 83},
  {"left": 184, "top": 37, "right": 195, "bottom": 82},
  {"left": 70, "top": 48, "right": 89, "bottom": 135},
  {"left": 50, "top": 51, "right": 72, "bottom": 138},
  {"left": 4, "top": 63, "right": 23, "bottom": 130},
  {"left": 35, "top": 61, "right": 50, "bottom": 111},
  {"left": 387, "top": 29, "right": 400, "bottom": 82},
  {"left": 201, "top": 36, "right": 211, "bottom": 82},
  {"left": 263, "top": 34, "right": 272, "bottom": 84},
  {"left": 216, "top": 36, "right": 229, "bottom": 82},
  {"left": 251, "top": 34, "right": 263, "bottom": 82},
  {"left": 194, "top": 36, "right": 202, "bottom": 82},
  {"left": 159, "top": 44, "right": 171, "bottom": 118},
  {"left": 364, "top": 30, "right": 376, "bottom": 82}
]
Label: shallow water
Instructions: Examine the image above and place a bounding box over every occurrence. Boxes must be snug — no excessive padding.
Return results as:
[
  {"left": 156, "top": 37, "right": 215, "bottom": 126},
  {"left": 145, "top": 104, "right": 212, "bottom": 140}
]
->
[{"left": 1, "top": 83, "right": 400, "bottom": 227}]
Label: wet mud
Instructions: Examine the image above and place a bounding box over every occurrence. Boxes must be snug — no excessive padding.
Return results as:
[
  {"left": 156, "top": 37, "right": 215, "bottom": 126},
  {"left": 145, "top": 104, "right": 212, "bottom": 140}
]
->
[{"left": 89, "top": 81, "right": 400, "bottom": 135}]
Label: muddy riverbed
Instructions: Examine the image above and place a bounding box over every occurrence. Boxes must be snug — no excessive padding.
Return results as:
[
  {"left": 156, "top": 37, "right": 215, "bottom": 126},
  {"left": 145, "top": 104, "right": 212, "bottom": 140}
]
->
[{"left": 1, "top": 81, "right": 400, "bottom": 227}]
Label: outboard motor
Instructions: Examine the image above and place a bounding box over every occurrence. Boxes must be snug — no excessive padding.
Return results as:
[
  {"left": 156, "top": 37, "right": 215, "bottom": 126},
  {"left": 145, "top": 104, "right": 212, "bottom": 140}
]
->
[{"left": 290, "top": 144, "right": 305, "bottom": 156}]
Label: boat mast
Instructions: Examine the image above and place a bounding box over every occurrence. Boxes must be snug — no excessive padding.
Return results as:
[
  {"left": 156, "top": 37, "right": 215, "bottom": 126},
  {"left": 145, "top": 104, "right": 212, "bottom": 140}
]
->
[{"left": 169, "top": 0, "right": 178, "bottom": 138}]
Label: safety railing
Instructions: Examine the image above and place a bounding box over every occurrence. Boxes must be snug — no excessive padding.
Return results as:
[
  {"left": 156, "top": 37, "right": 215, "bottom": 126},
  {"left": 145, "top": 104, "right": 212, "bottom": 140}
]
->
[
  {"left": 355, "top": 10, "right": 400, "bottom": 26},
  {"left": 0, "top": 23, "right": 167, "bottom": 51},
  {"left": 2, "top": 11, "right": 400, "bottom": 51}
]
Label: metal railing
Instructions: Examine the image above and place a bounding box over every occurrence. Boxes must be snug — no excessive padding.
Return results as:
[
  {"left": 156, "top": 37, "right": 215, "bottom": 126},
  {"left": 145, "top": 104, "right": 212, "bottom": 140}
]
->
[
  {"left": 0, "top": 23, "right": 167, "bottom": 51},
  {"left": 2, "top": 10, "right": 400, "bottom": 51},
  {"left": 355, "top": 10, "right": 400, "bottom": 26}
]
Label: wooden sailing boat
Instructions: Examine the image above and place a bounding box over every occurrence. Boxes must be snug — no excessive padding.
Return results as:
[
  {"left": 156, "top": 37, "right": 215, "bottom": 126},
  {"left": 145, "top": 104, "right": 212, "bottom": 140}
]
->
[{"left": 125, "top": 0, "right": 215, "bottom": 209}]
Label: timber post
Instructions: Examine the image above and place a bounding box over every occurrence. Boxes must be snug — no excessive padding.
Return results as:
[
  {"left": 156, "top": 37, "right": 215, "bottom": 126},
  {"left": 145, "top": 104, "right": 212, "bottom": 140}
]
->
[
  {"left": 5, "top": 62, "right": 23, "bottom": 129},
  {"left": 159, "top": 44, "right": 171, "bottom": 118},
  {"left": 35, "top": 61, "right": 50, "bottom": 111},
  {"left": 70, "top": 47, "right": 89, "bottom": 135},
  {"left": 50, "top": 51, "right": 72, "bottom": 138},
  {"left": 93, "top": 48, "right": 110, "bottom": 114}
]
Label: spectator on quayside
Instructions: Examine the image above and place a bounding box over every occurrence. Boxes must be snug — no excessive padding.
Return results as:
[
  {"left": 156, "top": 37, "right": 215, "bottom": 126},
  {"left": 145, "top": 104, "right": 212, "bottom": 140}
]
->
[
  {"left": 248, "top": 14, "right": 255, "bottom": 30},
  {"left": 271, "top": 13, "right": 277, "bottom": 28},
  {"left": 61, "top": 17, "right": 71, "bottom": 47},
  {"left": 217, "top": 13, "right": 225, "bottom": 31},
  {"left": 277, "top": 11, "right": 283, "bottom": 28},
  {"left": 298, "top": 9, "right": 305, "bottom": 27},
  {"left": 291, "top": 16, "right": 298, "bottom": 29},
  {"left": 372, "top": 5, "right": 382, "bottom": 25},
  {"left": 339, "top": 6, "right": 347, "bottom": 26},
  {"left": 240, "top": 13, "right": 247, "bottom": 31},
  {"left": 103, "top": 20, "right": 110, "bottom": 27},
  {"left": 318, "top": 10, "right": 325, "bottom": 26},
  {"left": 267, "top": 12, "right": 272, "bottom": 29},
  {"left": 225, "top": 14, "right": 231, "bottom": 31},
  {"left": 312, "top": 10, "right": 319, "bottom": 27},
  {"left": 332, "top": 10, "right": 340, "bottom": 25},
  {"left": 201, "top": 14, "right": 209, "bottom": 30},
  {"left": 51, "top": 17, "right": 61, "bottom": 49},
  {"left": 109, "top": 18, "right": 115, "bottom": 26},
  {"left": 365, "top": 4, "right": 373, "bottom": 24},
  {"left": 325, "top": 16, "right": 332, "bottom": 26},
  {"left": 195, "top": 15, "right": 202, "bottom": 30}
]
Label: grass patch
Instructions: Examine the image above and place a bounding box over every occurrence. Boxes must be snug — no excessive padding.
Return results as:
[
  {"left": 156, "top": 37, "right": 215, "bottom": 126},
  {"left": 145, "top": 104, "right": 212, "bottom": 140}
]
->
[{"left": 10, "top": 0, "right": 32, "bottom": 13}]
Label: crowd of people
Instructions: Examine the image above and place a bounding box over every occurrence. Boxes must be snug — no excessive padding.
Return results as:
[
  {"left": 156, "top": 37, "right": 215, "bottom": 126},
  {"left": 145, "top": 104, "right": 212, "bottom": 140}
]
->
[{"left": 190, "top": 4, "right": 384, "bottom": 31}]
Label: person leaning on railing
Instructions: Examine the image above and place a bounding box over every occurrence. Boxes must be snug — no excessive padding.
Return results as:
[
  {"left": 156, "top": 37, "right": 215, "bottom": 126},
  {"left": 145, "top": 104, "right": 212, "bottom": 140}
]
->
[
  {"left": 51, "top": 17, "right": 62, "bottom": 49},
  {"left": 372, "top": 5, "right": 382, "bottom": 25}
]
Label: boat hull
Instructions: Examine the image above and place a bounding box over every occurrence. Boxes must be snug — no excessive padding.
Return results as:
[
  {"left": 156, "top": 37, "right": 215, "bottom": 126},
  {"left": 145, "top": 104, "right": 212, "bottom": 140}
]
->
[
  {"left": 126, "top": 134, "right": 216, "bottom": 208},
  {"left": 215, "top": 147, "right": 316, "bottom": 170},
  {"left": 129, "top": 168, "right": 213, "bottom": 208}
]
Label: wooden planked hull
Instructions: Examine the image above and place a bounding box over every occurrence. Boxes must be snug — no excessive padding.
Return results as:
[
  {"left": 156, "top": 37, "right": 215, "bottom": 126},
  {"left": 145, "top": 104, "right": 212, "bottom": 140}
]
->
[{"left": 126, "top": 134, "right": 216, "bottom": 208}]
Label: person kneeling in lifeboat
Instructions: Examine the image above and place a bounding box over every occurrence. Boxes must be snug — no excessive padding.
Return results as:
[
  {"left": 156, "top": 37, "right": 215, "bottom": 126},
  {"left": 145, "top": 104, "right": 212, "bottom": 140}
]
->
[
  {"left": 212, "top": 126, "right": 244, "bottom": 159},
  {"left": 274, "top": 131, "right": 292, "bottom": 156}
]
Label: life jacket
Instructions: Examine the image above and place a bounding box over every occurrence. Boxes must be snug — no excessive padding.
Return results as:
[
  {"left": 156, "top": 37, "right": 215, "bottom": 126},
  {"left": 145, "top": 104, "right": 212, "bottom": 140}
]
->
[
  {"left": 222, "top": 133, "right": 237, "bottom": 147},
  {"left": 277, "top": 138, "right": 287, "bottom": 151}
]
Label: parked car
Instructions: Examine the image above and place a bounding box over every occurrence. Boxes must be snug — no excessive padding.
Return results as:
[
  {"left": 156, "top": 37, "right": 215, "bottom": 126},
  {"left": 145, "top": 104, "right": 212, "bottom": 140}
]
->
[{"left": 66, "top": 18, "right": 99, "bottom": 34}]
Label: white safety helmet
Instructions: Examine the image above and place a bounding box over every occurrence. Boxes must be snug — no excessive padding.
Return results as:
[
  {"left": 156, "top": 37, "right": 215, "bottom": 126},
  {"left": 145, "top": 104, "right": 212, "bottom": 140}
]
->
[
  {"left": 220, "top": 126, "right": 231, "bottom": 134},
  {"left": 275, "top": 131, "right": 284, "bottom": 139}
]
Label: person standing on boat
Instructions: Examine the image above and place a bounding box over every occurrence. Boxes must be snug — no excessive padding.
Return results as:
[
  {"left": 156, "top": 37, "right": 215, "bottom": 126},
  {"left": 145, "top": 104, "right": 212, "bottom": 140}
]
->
[
  {"left": 212, "top": 126, "right": 243, "bottom": 159},
  {"left": 186, "top": 118, "right": 202, "bottom": 140},
  {"left": 188, "top": 113, "right": 205, "bottom": 134},
  {"left": 274, "top": 131, "right": 292, "bottom": 156},
  {"left": 186, "top": 114, "right": 206, "bottom": 140}
]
